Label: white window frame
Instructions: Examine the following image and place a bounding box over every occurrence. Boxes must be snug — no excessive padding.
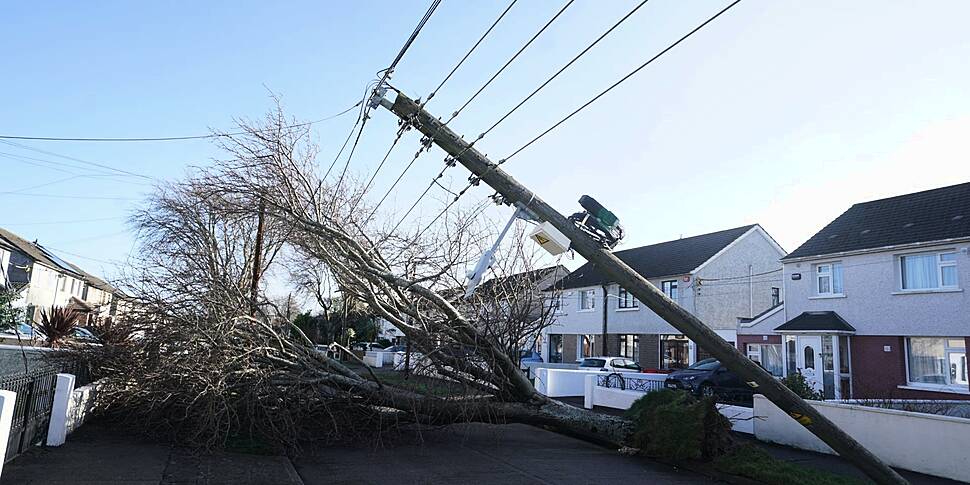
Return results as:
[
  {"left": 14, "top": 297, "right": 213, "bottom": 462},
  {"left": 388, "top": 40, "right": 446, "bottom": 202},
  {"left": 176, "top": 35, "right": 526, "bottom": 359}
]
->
[
  {"left": 815, "top": 262, "right": 843, "bottom": 296},
  {"left": 771, "top": 287, "right": 780, "bottom": 306},
  {"left": 747, "top": 343, "right": 784, "bottom": 377},
  {"left": 550, "top": 293, "right": 565, "bottom": 314},
  {"left": 617, "top": 287, "right": 638, "bottom": 310},
  {"left": 898, "top": 251, "right": 959, "bottom": 291},
  {"left": 904, "top": 337, "right": 968, "bottom": 392},
  {"left": 660, "top": 280, "right": 678, "bottom": 300},
  {"left": 578, "top": 289, "right": 596, "bottom": 312}
]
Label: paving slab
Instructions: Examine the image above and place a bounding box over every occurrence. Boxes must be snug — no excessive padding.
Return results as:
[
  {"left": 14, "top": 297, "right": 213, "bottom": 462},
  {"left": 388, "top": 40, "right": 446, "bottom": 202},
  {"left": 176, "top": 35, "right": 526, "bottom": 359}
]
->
[{"left": 1, "top": 421, "right": 172, "bottom": 484}]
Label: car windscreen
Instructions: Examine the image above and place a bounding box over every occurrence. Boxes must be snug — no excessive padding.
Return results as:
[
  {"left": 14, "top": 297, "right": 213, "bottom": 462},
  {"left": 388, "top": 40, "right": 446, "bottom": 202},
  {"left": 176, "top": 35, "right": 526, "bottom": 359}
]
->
[
  {"left": 579, "top": 358, "right": 606, "bottom": 368},
  {"left": 686, "top": 358, "right": 720, "bottom": 371}
]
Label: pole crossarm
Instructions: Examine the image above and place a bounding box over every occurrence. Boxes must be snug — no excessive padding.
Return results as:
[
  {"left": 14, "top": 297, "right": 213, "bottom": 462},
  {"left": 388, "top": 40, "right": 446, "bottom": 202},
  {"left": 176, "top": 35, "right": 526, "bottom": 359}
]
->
[{"left": 379, "top": 92, "right": 906, "bottom": 485}]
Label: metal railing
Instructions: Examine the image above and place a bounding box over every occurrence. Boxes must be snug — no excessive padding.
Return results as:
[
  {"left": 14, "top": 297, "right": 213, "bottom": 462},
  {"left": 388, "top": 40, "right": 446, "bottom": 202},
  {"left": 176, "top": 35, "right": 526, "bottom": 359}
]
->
[
  {"left": 0, "top": 367, "right": 61, "bottom": 462},
  {"left": 596, "top": 373, "right": 665, "bottom": 393}
]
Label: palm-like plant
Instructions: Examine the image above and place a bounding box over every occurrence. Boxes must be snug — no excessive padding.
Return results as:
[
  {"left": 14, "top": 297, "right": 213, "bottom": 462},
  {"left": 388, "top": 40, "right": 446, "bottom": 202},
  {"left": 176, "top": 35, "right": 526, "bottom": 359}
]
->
[{"left": 39, "top": 306, "right": 82, "bottom": 348}]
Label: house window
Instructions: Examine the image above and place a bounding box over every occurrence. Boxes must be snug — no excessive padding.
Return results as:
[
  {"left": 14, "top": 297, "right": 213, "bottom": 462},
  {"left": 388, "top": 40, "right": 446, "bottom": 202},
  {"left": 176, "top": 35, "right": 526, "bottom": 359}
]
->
[
  {"left": 785, "top": 336, "right": 797, "bottom": 376},
  {"left": 906, "top": 337, "right": 967, "bottom": 389},
  {"left": 581, "top": 334, "right": 597, "bottom": 358},
  {"left": 579, "top": 289, "right": 595, "bottom": 311},
  {"left": 619, "top": 334, "right": 639, "bottom": 359},
  {"left": 550, "top": 294, "right": 564, "bottom": 313},
  {"left": 617, "top": 287, "right": 638, "bottom": 309},
  {"left": 660, "top": 335, "right": 689, "bottom": 370},
  {"left": 661, "top": 280, "right": 678, "bottom": 300},
  {"left": 816, "top": 262, "right": 843, "bottom": 295},
  {"left": 747, "top": 343, "right": 783, "bottom": 377},
  {"left": 771, "top": 287, "right": 780, "bottom": 306},
  {"left": 548, "top": 334, "right": 563, "bottom": 363},
  {"left": 900, "top": 252, "right": 958, "bottom": 290}
]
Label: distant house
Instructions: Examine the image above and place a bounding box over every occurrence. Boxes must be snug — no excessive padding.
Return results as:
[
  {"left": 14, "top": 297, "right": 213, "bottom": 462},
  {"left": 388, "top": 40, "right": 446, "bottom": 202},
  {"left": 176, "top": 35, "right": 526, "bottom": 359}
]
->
[
  {"left": 0, "top": 227, "right": 120, "bottom": 326},
  {"left": 543, "top": 225, "right": 786, "bottom": 369},
  {"left": 739, "top": 183, "right": 970, "bottom": 400}
]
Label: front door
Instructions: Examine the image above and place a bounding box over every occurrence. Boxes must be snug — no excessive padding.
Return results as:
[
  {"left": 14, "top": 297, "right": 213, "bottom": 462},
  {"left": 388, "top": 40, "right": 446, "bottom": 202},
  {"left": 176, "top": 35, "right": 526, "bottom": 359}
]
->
[{"left": 795, "top": 336, "right": 824, "bottom": 395}]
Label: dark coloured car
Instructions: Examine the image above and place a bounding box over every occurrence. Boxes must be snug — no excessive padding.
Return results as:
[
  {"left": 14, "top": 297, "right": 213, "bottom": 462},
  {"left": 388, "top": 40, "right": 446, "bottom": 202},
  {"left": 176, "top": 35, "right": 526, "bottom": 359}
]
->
[{"left": 664, "top": 358, "right": 753, "bottom": 403}]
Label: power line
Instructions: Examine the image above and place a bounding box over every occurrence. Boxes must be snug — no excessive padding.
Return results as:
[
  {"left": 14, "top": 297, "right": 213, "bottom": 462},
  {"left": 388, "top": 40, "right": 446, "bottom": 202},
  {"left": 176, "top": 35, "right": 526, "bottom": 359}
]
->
[
  {"left": 1, "top": 216, "right": 125, "bottom": 226},
  {"left": 373, "top": 1, "right": 575, "bottom": 227},
  {"left": 699, "top": 268, "right": 782, "bottom": 282},
  {"left": 0, "top": 192, "right": 136, "bottom": 201},
  {"left": 449, "top": 0, "right": 576, "bottom": 123},
  {"left": 0, "top": 139, "right": 151, "bottom": 180},
  {"left": 41, "top": 245, "right": 117, "bottom": 265},
  {"left": 334, "top": 1, "right": 442, "bottom": 200},
  {"left": 0, "top": 150, "right": 150, "bottom": 183},
  {"left": 0, "top": 101, "right": 362, "bottom": 143},
  {"left": 389, "top": 0, "right": 650, "bottom": 229},
  {"left": 370, "top": 0, "right": 443, "bottom": 115},
  {"left": 423, "top": 0, "right": 519, "bottom": 106},
  {"left": 499, "top": 0, "right": 742, "bottom": 164}
]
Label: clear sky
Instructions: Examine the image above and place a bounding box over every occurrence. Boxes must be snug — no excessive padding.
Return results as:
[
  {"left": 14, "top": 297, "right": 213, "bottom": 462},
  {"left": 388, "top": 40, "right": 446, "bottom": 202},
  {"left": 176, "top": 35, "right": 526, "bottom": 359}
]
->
[{"left": 2, "top": 1, "right": 970, "bottom": 292}]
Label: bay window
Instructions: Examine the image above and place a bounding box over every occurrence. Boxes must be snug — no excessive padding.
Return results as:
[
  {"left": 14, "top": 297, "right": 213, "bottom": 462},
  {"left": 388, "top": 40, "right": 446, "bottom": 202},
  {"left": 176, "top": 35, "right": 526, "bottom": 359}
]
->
[
  {"left": 900, "top": 251, "right": 958, "bottom": 290},
  {"left": 906, "top": 337, "right": 968, "bottom": 390},
  {"left": 815, "top": 262, "right": 843, "bottom": 296}
]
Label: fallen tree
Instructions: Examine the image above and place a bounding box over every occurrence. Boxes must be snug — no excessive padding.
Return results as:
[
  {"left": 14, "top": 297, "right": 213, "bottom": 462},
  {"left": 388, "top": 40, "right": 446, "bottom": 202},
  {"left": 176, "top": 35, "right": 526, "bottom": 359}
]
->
[{"left": 69, "top": 107, "right": 635, "bottom": 451}]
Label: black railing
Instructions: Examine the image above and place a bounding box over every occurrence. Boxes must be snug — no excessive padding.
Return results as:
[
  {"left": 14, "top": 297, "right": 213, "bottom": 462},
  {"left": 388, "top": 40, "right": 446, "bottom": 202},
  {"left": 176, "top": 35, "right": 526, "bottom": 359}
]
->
[
  {"left": 0, "top": 367, "right": 61, "bottom": 462},
  {"left": 596, "top": 373, "right": 665, "bottom": 393}
]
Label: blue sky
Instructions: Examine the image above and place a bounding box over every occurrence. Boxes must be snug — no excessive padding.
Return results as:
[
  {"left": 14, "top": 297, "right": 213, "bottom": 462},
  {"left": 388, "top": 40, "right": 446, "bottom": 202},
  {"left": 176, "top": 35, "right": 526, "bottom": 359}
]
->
[{"left": 2, "top": 1, "right": 970, "bottom": 292}]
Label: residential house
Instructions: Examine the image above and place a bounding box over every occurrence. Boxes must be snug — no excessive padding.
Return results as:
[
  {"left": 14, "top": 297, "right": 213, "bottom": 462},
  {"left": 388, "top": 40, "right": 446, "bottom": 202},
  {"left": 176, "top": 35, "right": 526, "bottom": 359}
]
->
[
  {"left": 543, "top": 225, "right": 786, "bottom": 369},
  {"left": 375, "top": 265, "right": 570, "bottom": 350},
  {"left": 739, "top": 182, "right": 970, "bottom": 400},
  {"left": 0, "top": 227, "right": 118, "bottom": 326}
]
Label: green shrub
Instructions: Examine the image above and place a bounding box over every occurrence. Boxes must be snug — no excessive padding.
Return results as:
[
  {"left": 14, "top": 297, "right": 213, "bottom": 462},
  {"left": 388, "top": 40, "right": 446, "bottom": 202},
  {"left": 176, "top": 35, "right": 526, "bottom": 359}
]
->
[
  {"left": 624, "top": 389, "right": 732, "bottom": 461},
  {"left": 782, "top": 371, "right": 824, "bottom": 400}
]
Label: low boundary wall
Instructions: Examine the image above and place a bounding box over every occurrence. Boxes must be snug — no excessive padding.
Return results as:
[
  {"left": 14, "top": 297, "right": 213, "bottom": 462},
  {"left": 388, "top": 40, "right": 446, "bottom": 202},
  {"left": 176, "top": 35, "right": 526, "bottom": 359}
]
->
[{"left": 753, "top": 394, "right": 970, "bottom": 482}]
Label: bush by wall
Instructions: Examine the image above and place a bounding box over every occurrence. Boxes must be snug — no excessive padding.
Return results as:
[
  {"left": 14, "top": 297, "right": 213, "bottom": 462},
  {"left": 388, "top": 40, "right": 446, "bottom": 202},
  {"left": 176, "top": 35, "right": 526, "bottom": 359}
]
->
[{"left": 624, "top": 389, "right": 732, "bottom": 461}]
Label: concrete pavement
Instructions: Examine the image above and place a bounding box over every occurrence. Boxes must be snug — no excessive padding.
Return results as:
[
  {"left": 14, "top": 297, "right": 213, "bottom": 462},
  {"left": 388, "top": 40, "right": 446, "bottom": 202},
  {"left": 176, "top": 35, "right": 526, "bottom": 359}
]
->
[{"left": 1, "top": 420, "right": 710, "bottom": 485}]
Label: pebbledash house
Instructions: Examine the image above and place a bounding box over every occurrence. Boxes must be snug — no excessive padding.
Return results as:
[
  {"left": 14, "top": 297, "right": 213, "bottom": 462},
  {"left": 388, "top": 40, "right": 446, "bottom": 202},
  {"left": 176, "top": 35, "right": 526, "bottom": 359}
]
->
[
  {"left": 541, "top": 224, "right": 786, "bottom": 370},
  {"left": 740, "top": 182, "right": 970, "bottom": 400}
]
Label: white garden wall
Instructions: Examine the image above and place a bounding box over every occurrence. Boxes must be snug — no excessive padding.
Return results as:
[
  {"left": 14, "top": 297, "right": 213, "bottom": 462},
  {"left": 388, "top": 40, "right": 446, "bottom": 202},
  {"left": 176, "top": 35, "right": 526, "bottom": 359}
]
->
[
  {"left": 753, "top": 394, "right": 970, "bottom": 482},
  {"left": 535, "top": 368, "right": 604, "bottom": 397}
]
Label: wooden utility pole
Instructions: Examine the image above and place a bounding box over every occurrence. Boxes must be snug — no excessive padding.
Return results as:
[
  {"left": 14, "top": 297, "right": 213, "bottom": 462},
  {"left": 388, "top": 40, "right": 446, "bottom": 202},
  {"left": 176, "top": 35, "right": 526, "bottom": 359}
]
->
[
  {"left": 250, "top": 199, "right": 266, "bottom": 317},
  {"left": 378, "top": 92, "right": 906, "bottom": 485}
]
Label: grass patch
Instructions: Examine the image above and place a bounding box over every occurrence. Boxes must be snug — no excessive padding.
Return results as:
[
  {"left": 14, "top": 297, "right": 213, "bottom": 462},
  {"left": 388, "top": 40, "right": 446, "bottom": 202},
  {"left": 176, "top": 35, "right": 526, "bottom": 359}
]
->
[
  {"left": 714, "top": 445, "right": 871, "bottom": 485},
  {"left": 371, "top": 370, "right": 467, "bottom": 397}
]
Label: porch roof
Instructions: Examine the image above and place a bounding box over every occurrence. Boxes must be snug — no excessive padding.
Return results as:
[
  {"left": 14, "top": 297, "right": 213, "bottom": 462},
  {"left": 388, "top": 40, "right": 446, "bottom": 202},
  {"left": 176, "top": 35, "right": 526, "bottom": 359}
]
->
[{"left": 774, "top": 311, "right": 855, "bottom": 333}]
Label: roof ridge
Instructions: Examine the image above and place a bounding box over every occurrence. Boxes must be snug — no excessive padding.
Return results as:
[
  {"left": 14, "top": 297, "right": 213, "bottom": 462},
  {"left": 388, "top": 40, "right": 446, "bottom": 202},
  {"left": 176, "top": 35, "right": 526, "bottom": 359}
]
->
[
  {"left": 613, "top": 224, "right": 757, "bottom": 255},
  {"left": 849, "top": 181, "right": 970, "bottom": 207}
]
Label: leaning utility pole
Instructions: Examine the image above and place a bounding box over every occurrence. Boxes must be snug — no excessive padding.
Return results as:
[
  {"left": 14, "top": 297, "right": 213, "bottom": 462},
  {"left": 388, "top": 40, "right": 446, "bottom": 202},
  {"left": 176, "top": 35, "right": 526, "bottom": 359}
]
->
[
  {"left": 377, "top": 92, "right": 906, "bottom": 485},
  {"left": 250, "top": 199, "right": 266, "bottom": 317}
]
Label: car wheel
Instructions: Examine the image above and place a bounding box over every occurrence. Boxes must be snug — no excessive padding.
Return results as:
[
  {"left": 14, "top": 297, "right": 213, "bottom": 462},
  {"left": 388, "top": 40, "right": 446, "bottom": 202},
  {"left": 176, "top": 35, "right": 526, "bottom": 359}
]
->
[{"left": 699, "top": 383, "right": 715, "bottom": 398}]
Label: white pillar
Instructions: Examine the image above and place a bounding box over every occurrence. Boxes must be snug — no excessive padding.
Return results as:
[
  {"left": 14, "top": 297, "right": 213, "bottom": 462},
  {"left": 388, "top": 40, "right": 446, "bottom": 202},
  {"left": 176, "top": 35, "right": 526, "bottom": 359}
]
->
[
  {"left": 46, "top": 373, "right": 76, "bottom": 447},
  {"left": 584, "top": 374, "right": 595, "bottom": 409},
  {"left": 0, "top": 390, "right": 17, "bottom": 477}
]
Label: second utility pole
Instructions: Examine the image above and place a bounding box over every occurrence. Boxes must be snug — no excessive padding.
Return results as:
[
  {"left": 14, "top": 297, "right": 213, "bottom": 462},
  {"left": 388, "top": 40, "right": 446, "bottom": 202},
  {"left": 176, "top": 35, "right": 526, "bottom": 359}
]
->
[{"left": 376, "top": 92, "right": 905, "bottom": 485}]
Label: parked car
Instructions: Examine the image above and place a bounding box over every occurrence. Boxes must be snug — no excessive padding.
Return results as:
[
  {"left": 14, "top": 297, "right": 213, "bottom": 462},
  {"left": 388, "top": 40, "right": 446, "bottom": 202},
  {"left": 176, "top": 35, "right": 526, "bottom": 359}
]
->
[
  {"left": 519, "top": 350, "right": 543, "bottom": 366},
  {"left": 664, "top": 358, "right": 753, "bottom": 402},
  {"left": 384, "top": 345, "right": 407, "bottom": 353},
  {"left": 577, "top": 356, "right": 642, "bottom": 373},
  {"left": 351, "top": 342, "right": 384, "bottom": 352}
]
